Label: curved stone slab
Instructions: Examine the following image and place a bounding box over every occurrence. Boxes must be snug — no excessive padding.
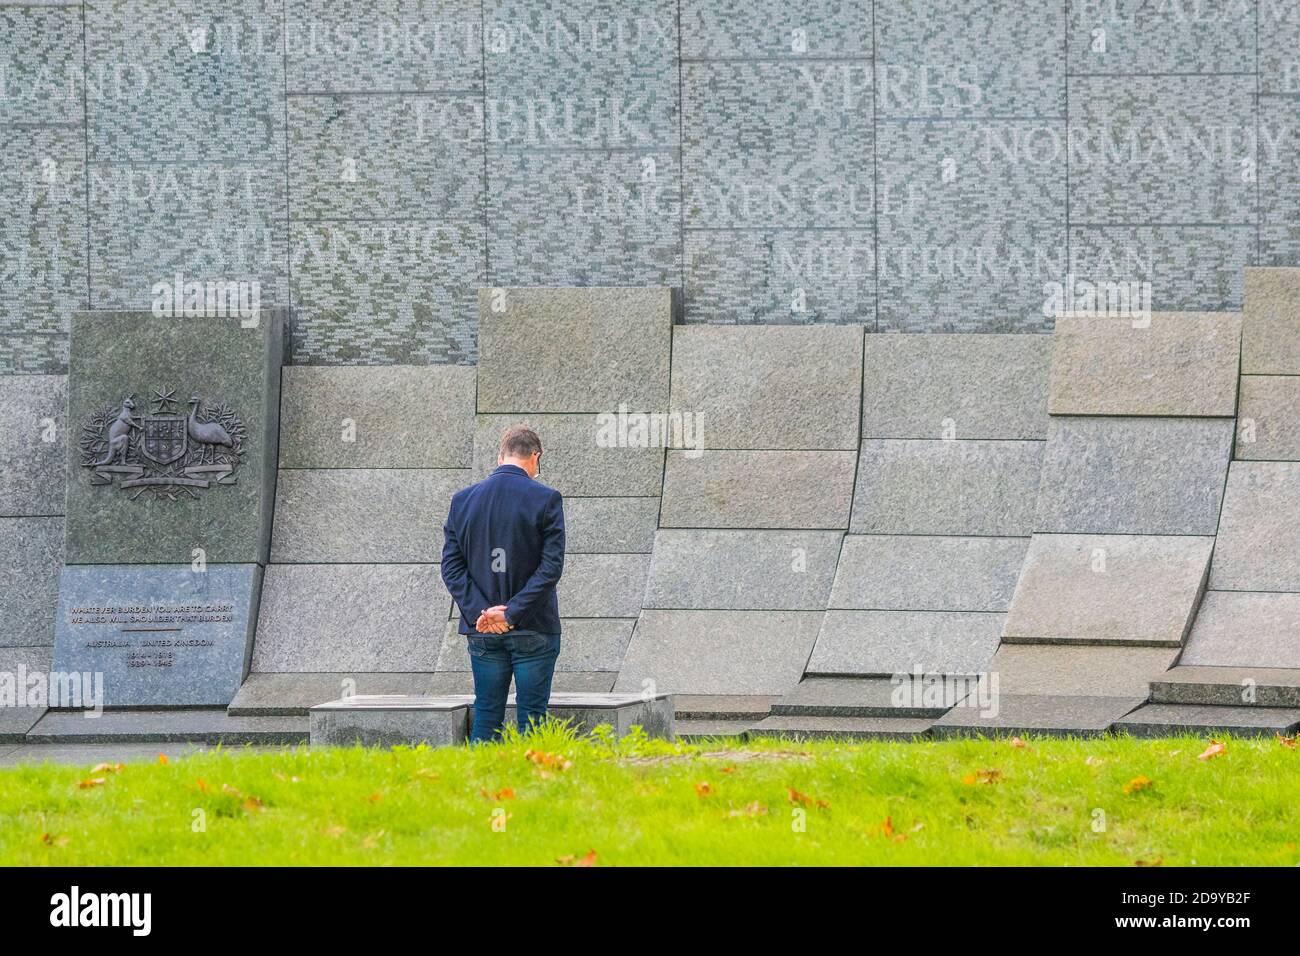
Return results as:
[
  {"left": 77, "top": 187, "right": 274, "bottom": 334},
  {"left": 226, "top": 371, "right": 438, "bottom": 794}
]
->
[
  {"left": 1002, "top": 533, "right": 1213, "bottom": 646},
  {"left": 564, "top": 497, "right": 659, "bottom": 553},
  {"left": 1034, "top": 417, "right": 1233, "bottom": 536},
  {"left": 643, "top": 529, "right": 842, "bottom": 610},
  {"left": 985, "top": 644, "right": 1179, "bottom": 698},
  {"left": 1209, "top": 461, "right": 1300, "bottom": 591},
  {"left": 828, "top": 535, "right": 1027, "bottom": 612},
  {"left": 555, "top": 553, "right": 651, "bottom": 619},
  {"left": 1242, "top": 267, "right": 1300, "bottom": 374},
  {"left": 806, "top": 610, "right": 1004, "bottom": 677},
  {"left": 1236, "top": 376, "right": 1300, "bottom": 461},
  {"left": 1048, "top": 312, "right": 1241, "bottom": 417},
  {"left": 1180, "top": 591, "right": 1300, "bottom": 669}
]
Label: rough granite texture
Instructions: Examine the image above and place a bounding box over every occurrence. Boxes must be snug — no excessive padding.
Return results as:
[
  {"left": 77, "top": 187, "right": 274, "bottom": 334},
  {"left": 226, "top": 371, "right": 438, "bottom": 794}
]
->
[
  {"left": 310, "top": 698, "right": 469, "bottom": 748},
  {"left": 473, "top": 414, "right": 664, "bottom": 497},
  {"left": 1150, "top": 666, "right": 1300, "bottom": 708},
  {"left": 614, "top": 609, "right": 823, "bottom": 696},
  {"left": 1242, "top": 268, "right": 1300, "bottom": 374},
  {"left": 850, "top": 439, "right": 1043, "bottom": 536},
  {"left": 0, "top": 646, "right": 51, "bottom": 742},
  {"left": 828, "top": 535, "right": 1028, "bottom": 612},
  {"left": 861, "top": 334, "right": 1049, "bottom": 440},
  {"left": 659, "top": 450, "right": 856, "bottom": 529},
  {"left": 476, "top": 287, "right": 672, "bottom": 413},
  {"left": 1209, "top": 462, "right": 1300, "bottom": 591},
  {"left": 668, "top": 325, "right": 863, "bottom": 450},
  {"left": 278, "top": 365, "right": 475, "bottom": 468},
  {"left": 1114, "top": 704, "right": 1300, "bottom": 738},
  {"left": 1180, "top": 591, "right": 1300, "bottom": 670},
  {"left": 931, "top": 695, "right": 1145, "bottom": 738},
  {"left": 251, "top": 564, "right": 450, "bottom": 672},
  {"left": 984, "top": 644, "right": 1180, "bottom": 699},
  {"left": 229, "top": 672, "right": 443, "bottom": 717},
  {"left": 64, "top": 310, "right": 285, "bottom": 566},
  {"left": 807, "top": 610, "right": 1005, "bottom": 677},
  {"left": 0, "top": 375, "right": 67, "bottom": 516},
  {"left": 1236, "top": 376, "right": 1300, "bottom": 461},
  {"left": 1033, "top": 417, "right": 1233, "bottom": 536},
  {"left": 0, "top": 517, "right": 64, "bottom": 647},
  {"left": 270, "top": 468, "right": 471, "bottom": 563},
  {"left": 50, "top": 563, "right": 262, "bottom": 707},
  {"left": 1047, "top": 313, "right": 1242, "bottom": 418},
  {"left": 563, "top": 498, "right": 659, "bottom": 553},
  {"left": 643, "top": 529, "right": 842, "bottom": 610},
  {"left": 1002, "top": 533, "right": 1213, "bottom": 646},
  {"left": 554, "top": 553, "right": 652, "bottom": 619}
]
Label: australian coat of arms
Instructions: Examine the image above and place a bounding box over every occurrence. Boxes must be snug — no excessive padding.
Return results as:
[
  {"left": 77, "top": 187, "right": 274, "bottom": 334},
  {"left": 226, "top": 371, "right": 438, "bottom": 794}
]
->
[{"left": 79, "top": 385, "right": 246, "bottom": 501}]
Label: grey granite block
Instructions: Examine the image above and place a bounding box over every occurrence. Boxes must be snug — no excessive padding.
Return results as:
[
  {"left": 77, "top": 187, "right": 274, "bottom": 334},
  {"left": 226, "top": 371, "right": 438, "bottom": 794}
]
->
[
  {"left": 310, "top": 696, "right": 469, "bottom": 748},
  {"left": 682, "top": 228, "right": 876, "bottom": 325},
  {"left": 850, "top": 439, "right": 1043, "bottom": 536},
  {"left": 1209, "top": 462, "right": 1300, "bottom": 591},
  {"left": 472, "top": 414, "right": 664, "bottom": 497},
  {"left": 986, "top": 643, "right": 1179, "bottom": 699},
  {"left": 289, "top": 220, "right": 484, "bottom": 366},
  {"left": 876, "top": 0, "right": 1063, "bottom": 118},
  {"left": 555, "top": 554, "right": 651, "bottom": 619},
  {"left": 681, "top": 0, "right": 872, "bottom": 63},
  {"left": 874, "top": 119, "right": 1066, "bottom": 332},
  {"left": 1047, "top": 313, "right": 1242, "bottom": 418},
  {"left": 0, "top": 646, "right": 51, "bottom": 742},
  {"left": 643, "top": 529, "right": 842, "bottom": 610},
  {"left": 229, "top": 672, "right": 440, "bottom": 717},
  {"left": 65, "top": 310, "right": 285, "bottom": 566},
  {"left": 563, "top": 498, "right": 659, "bottom": 553},
  {"left": 746, "top": 715, "right": 934, "bottom": 741},
  {"left": 50, "top": 564, "right": 262, "bottom": 707},
  {"left": 0, "top": 517, "right": 64, "bottom": 647},
  {"left": 279, "top": 365, "right": 475, "bottom": 469},
  {"left": 682, "top": 59, "right": 872, "bottom": 230},
  {"left": 771, "top": 676, "right": 952, "bottom": 719},
  {"left": 1002, "top": 533, "right": 1213, "bottom": 646},
  {"left": 1150, "top": 666, "right": 1300, "bottom": 708},
  {"left": 485, "top": 148, "right": 682, "bottom": 290},
  {"left": 0, "top": 338, "right": 69, "bottom": 378},
  {"left": 476, "top": 287, "right": 672, "bottom": 414},
  {"left": 0, "top": 374, "right": 67, "bottom": 516},
  {"left": 288, "top": 93, "right": 483, "bottom": 220},
  {"left": 437, "top": 618, "right": 635, "bottom": 673},
  {"left": 659, "top": 450, "right": 856, "bottom": 530},
  {"left": 26, "top": 709, "right": 307, "bottom": 745},
  {"left": 270, "top": 468, "right": 471, "bottom": 562},
  {"left": 85, "top": 0, "right": 285, "bottom": 163},
  {"left": 501, "top": 692, "right": 674, "bottom": 740},
  {"left": 614, "top": 609, "right": 823, "bottom": 695},
  {"left": 1242, "top": 268, "right": 1300, "bottom": 374},
  {"left": 1259, "top": 97, "right": 1300, "bottom": 265},
  {"left": 1, "top": 128, "right": 87, "bottom": 343},
  {"left": 664, "top": 718, "right": 751, "bottom": 740},
  {"left": 1260, "top": 3, "right": 1300, "bottom": 95},
  {"left": 931, "top": 695, "right": 1145, "bottom": 738},
  {"left": 673, "top": 695, "right": 778, "bottom": 719},
  {"left": 1114, "top": 704, "right": 1300, "bottom": 739},
  {"left": 0, "top": 6, "right": 83, "bottom": 126},
  {"left": 1237, "top": 376, "right": 1300, "bottom": 461},
  {"left": 1068, "top": 74, "right": 1254, "bottom": 224},
  {"left": 668, "top": 326, "right": 863, "bottom": 450},
  {"left": 861, "top": 334, "right": 1049, "bottom": 440},
  {"left": 1034, "top": 417, "right": 1233, "bottom": 536},
  {"left": 828, "top": 535, "right": 1028, "bottom": 612},
  {"left": 1181, "top": 591, "right": 1300, "bottom": 670},
  {"left": 1070, "top": 225, "right": 1254, "bottom": 314},
  {"left": 87, "top": 163, "right": 289, "bottom": 311},
  {"left": 285, "top": 0, "right": 483, "bottom": 92},
  {"left": 806, "top": 610, "right": 1004, "bottom": 677},
  {"left": 251, "top": 564, "right": 449, "bottom": 672},
  {"left": 1068, "top": 0, "right": 1255, "bottom": 74}
]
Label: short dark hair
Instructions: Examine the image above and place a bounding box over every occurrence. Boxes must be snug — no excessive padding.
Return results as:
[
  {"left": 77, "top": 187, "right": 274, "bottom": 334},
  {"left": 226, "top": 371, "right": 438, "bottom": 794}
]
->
[{"left": 499, "top": 424, "right": 542, "bottom": 459}]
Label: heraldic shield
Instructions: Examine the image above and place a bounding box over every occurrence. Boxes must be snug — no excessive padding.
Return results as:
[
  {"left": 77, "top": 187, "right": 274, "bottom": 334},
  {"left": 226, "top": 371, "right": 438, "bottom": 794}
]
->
[{"left": 141, "top": 415, "right": 188, "bottom": 465}]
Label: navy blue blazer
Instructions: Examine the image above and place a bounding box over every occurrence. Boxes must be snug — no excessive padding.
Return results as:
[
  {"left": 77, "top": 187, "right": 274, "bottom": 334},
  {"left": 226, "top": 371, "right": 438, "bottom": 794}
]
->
[{"left": 441, "top": 464, "right": 565, "bottom": 636}]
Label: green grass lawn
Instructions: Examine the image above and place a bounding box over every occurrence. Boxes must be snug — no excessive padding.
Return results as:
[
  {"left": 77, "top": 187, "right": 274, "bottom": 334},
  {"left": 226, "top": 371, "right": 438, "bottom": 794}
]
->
[{"left": 2, "top": 723, "right": 1297, "bottom": 866}]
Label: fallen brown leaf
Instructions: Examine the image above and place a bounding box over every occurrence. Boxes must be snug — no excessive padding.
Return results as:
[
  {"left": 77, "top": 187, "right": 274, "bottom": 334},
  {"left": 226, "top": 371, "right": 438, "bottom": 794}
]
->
[
  {"left": 524, "top": 749, "right": 572, "bottom": 771},
  {"left": 1276, "top": 733, "right": 1296, "bottom": 750},
  {"left": 1123, "top": 775, "right": 1154, "bottom": 795},
  {"left": 481, "top": 787, "right": 515, "bottom": 801},
  {"left": 962, "top": 768, "right": 1002, "bottom": 785},
  {"left": 78, "top": 778, "right": 106, "bottom": 789},
  {"left": 787, "top": 787, "right": 829, "bottom": 809},
  {"left": 40, "top": 833, "right": 69, "bottom": 847},
  {"left": 695, "top": 781, "right": 714, "bottom": 797},
  {"left": 90, "top": 762, "right": 123, "bottom": 774},
  {"left": 1134, "top": 856, "right": 1164, "bottom": 867},
  {"left": 157, "top": 754, "right": 169, "bottom": 765},
  {"left": 1197, "top": 740, "right": 1227, "bottom": 761},
  {"left": 557, "top": 849, "right": 597, "bottom": 866},
  {"left": 1010, "top": 737, "right": 1027, "bottom": 749},
  {"left": 727, "top": 801, "right": 767, "bottom": 818}
]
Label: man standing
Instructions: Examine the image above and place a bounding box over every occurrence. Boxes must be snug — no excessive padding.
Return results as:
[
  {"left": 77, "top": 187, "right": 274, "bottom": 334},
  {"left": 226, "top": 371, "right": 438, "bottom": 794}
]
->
[{"left": 440, "top": 424, "right": 565, "bottom": 743}]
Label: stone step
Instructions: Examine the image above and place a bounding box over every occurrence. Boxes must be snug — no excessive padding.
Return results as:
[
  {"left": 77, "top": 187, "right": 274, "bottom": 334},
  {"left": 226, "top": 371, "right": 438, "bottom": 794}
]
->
[
  {"left": 1149, "top": 666, "right": 1300, "bottom": 708},
  {"left": 931, "top": 694, "right": 1145, "bottom": 739},
  {"left": 674, "top": 718, "right": 753, "bottom": 741},
  {"left": 26, "top": 709, "right": 308, "bottom": 745},
  {"left": 746, "top": 715, "right": 933, "bottom": 741},
  {"left": 1114, "top": 703, "right": 1300, "bottom": 738},
  {"left": 771, "top": 677, "right": 953, "bottom": 719},
  {"left": 673, "top": 695, "right": 776, "bottom": 720}
]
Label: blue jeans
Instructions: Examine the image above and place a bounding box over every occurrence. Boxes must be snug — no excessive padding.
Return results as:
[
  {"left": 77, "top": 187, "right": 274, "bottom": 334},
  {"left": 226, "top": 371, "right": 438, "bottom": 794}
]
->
[{"left": 466, "top": 631, "right": 560, "bottom": 744}]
